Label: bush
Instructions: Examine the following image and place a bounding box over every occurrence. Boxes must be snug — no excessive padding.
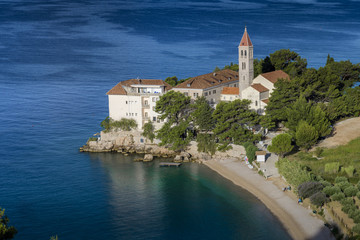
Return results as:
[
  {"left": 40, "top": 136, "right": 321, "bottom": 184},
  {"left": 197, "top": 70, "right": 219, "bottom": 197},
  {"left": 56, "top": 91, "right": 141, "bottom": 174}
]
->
[
  {"left": 324, "top": 162, "right": 340, "bottom": 174},
  {"left": 298, "top": 181, "right": 324, "bottom": 198},
  {"left": 320, "top": 180, "right": 332, "bottom": 187},
  {"left": 342, "top": 204, "right": 356, "bottom": 214},
  {"left": 87, "top": 137, "right": 98, "bottom": 142},
  {"left": 335, "top": 176, "right": 349, "bottom": 183},
  {"left": 353, "top": 214, "right": 360, "bottom": 224},
  {"left": 336, "top": 181, "right": 352, "bottom": 191},
  {"left": 341, "top": 198, "right": 354, "bottom": 206},
  {"left": 356, "top": 191, "right": 360, "bottom": 199},
  {"left": 310, "top": 192, "right": 327, "bottom": 206},
  {"left": 349, "top": 209, "right": 360, "bottom": 219},
  {"left": 244, "top": 142, "right": 258, "bottom": 164},
  {"left": 331, "top": 192, "right": 345, "bottom": 201},
  {"left": 111, "top": 118, "right": 138, "bottom": 131},
  {"left": 352, "top": 224, "right": 360, "bottom": 235},
  {"left": 323, "top": 185, "right": 341, "bottom": 196},
  {"left": 344, "top": 186, "right": 358, "bottom": 197}
]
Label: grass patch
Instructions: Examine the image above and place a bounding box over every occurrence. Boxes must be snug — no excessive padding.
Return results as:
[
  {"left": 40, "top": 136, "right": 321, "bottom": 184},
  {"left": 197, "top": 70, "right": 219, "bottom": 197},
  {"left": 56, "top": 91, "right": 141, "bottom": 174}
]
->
[{"left": 289, "top": 137, "right": 360, "bottom": 184}]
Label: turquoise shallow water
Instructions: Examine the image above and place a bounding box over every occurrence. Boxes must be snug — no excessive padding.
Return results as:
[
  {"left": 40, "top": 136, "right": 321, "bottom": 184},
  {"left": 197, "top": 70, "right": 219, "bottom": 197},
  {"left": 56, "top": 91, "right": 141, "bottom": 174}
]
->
[{"left": 1, "top": 0, "right": 360, "bottom": 239}]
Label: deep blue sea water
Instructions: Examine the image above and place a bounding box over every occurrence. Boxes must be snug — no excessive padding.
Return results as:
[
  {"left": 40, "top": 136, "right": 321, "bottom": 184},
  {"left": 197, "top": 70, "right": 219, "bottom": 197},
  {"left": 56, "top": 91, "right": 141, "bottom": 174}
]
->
[{"left": 1, "top": 0, "right": 360, "bottom": 239}]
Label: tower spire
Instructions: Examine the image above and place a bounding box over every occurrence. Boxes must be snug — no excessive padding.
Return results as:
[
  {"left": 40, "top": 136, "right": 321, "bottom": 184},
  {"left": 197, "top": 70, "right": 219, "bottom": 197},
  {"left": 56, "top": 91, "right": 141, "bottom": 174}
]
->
[{"left": 238, "top": 26, "right": 254, "bottom": 98}]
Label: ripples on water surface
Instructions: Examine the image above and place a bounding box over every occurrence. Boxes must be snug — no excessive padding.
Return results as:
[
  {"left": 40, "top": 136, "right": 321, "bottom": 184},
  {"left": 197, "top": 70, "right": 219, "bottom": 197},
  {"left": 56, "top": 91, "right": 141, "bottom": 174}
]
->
[{"left": 1, "top": 0, "right": 360, "bottom": 239}]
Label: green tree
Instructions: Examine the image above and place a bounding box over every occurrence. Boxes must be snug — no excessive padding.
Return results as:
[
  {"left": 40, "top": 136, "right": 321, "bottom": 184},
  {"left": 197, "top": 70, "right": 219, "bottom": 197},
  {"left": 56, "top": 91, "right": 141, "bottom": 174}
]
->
[
  {"left": 213, "top": 66, "right": 221, "bottom": 72},
  {"left": 191, "top": 97, "right": 215, "bottom": 132},
  {"left": 156, "top": 121, "right": 193, "bottom": 151},
  {"left": 155, "top": 91, "right": 192, "bottom": 150},
  {"left": 155, "top": 90, "right": 191, "bottom": 125},
  {"left": 265, "top": 79, "right": 300, "bottom": 124},
  {"left": 326, "top": 54, "right": 334, "bottom": 65},
  {"left": 196, "top": 133, "right": 217, "bottom": 155},
  {"left": 0, "top": 207, "right": 17, "bottom": 240},
  {"left": 142, "top": 122, "right": 156, "bottom": 143},
  {"left": 295, "top": 120, "right": 318, "bottom": 151},
  {"left": 243, "top": 142, "right": 258, "bottom": 163},
  {"left": 268, "top": 133, "right": 293, "bottom": 157},
  {"left": 269, "top": 49, "right": 307, "bottom": 77},
  {"left": 213, "top": 99, "right": 260, "bottom": 150},
  {"left": 165, "top": 76, "right": 178, "bottom": 87},
  {"left": 223, "top": 62, "right": 239, "bottom": 72}
]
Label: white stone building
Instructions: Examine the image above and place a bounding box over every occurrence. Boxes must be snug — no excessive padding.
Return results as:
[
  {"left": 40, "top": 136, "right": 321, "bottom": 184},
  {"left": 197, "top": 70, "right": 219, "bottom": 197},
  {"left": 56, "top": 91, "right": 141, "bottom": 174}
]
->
[{"left": 106, "top": 79, "right": 172, "bottom": 130}]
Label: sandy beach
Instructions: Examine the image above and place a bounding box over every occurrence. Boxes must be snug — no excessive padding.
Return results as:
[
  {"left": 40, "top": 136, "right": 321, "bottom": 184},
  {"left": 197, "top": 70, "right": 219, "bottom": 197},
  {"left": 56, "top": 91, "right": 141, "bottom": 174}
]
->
[{"left": 204, "top": 159, "right": 334, "bottom": 240}]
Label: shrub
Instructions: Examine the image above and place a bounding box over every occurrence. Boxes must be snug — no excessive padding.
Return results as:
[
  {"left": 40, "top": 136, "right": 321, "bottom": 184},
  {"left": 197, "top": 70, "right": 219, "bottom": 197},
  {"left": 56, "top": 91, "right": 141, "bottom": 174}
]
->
[
  {"left": 341, "top": 198, "right": 354, "bottom": 206},
  {"left": 356, "top": 191, "right": 360, "bottom": 199},
  {"left": 111, "top": 118, "right": 138, "bottom": 131},
  {"left": 320, "top": 180, "right": 332, "bottom": 188},
  {"left": 87, "top": 137, "right": 98, "bottom": 142},
  {"left": 336, "top": 181, "right": 352, "bottom": 191},
  {"left": 298, "top": 181, "right": 324, "bottom": 199},
  {"left": 354, "top": 214, "right": 360, "bottom": 224},
  {"left": 349, "top": 209, "right": 360, "bottom": 219},
  {"left": 342, "top": 204, "right": 356, "bottom": 214},
  {"left": 324, "top": 162, "right": 340, "bottom": 174},
  {"left": 344, "top": 166, "right": 355, "bottom": 177},
  {"left": 335, "top": 176, "right": 349, "bottom": 183},
  {"left": 344, "top": 186, "right": 358, "bottom": 197},
  {"left": 310, "top": 192, "right": 327, "bottom": 206},
  {"left": 352, "top": 224, "right": 360, "bottom": 235},
  {"left": 244, "top": 143, "right": 258, "bottom": 164},
  {"left": 331, "top": 192, "right": 345, "bottom": 201},
  {"left": 323, "top": 185, "right": 341, "bottom": 196}
]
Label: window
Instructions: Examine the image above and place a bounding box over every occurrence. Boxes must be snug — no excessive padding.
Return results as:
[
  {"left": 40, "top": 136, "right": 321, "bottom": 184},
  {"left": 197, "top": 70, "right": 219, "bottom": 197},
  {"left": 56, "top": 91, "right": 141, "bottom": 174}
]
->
[
  {"left": 132, "top": 113, "right": 134, "bottom": 116},
  {"left": 126, "top": 101, "right": 128, "bottom": 104},
  {"left": 209, "top": 91, "right": 211, "bottom": 95},
  {"left": 152, "top": 97, "right": 156, "bottom": 102},
  {"left": 145, "top": 112, "right": 148, "bottom": 117},
  {"left": 245, "top": 50, "right": 247, "bottom": 56},
  {"left": 193, "top": 93, "right": 199, "bottom": 98},
  {"left": 153, "top": 117, "right": 156, "bottom": 122},
  {"left": 213, "top": 90, "right": 216, "bottom": 94},
  {"left": 205, "top": 92, "right": 208, "bottom": 96},
  {"left": 241, "top": 50, "right": 243, "bottom": 57},
  {"left": 126, "top": 113, "right": 128, "bottom": 116},
  {"left": 135, "top": 113, "right": 137, "bottom": 116},
  {"left": 255, "top": 101, "right": 258, "bottom": 106},
  {"left": 184, "top": 92, "right": 188, "bottom": 96},
  {"left": 152, "top": 106, "right": 155, "bottom": 111},
  {"left": 144, "top": 100, "right": 148, "bottom": 105},
  {"left": 140, "top": 138, "right": 144, "bottom": 143}
]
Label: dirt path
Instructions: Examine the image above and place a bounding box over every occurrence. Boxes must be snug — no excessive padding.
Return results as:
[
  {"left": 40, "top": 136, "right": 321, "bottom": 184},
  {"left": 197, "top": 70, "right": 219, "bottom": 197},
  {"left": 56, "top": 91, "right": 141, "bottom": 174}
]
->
[{"left": 316, "top": 117, "right": 360, "bottom": 149}]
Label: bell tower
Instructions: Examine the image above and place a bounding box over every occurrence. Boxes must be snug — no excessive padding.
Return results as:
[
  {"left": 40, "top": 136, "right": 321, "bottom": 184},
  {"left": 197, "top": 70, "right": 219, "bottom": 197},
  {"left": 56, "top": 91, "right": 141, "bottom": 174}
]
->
[{"left": 238, "top": 27, "right": 254, "bottom": 98}]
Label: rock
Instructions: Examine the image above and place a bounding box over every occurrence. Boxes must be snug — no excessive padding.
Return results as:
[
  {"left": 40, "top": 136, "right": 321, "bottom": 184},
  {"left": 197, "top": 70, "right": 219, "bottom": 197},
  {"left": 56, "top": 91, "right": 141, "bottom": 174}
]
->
[
  {"left": 174, "top": 155, "right": 182, "bottom": 162},
  {"left": 134, "top": 158, "right": 143, "bottom": 162},
  {"left": 143, "top": 154, "right": 154, "bottom": 162}
]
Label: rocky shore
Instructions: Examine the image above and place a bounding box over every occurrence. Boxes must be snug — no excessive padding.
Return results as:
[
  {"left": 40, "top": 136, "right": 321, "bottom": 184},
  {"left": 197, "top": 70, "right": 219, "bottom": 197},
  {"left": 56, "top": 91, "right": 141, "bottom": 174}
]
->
[{"left": 80, "top": 129, "right": 246, "bottom": 163}]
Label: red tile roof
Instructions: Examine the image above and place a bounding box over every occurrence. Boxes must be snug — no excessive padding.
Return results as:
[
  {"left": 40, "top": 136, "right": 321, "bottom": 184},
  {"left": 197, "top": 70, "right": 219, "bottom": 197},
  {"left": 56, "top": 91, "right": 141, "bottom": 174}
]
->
[
  {"left": 262, "top": 99, "right": 269, "bottom": 104},
  {"left": 239, "top": 27, "right": 253, "bottom": 47},
  {"left": 221, "top": 87, "right": 239, "bottom": 95},
  {"left": 174, "top": 69, "right": 238, "bottom": 90},
  {"left": 261, "top": 70, "right": 289, "bottom": 84},
  {"left": 251, "top": 84, "right": 268, "bottom": 93},
  {"left": 107, "top": 79, "right": 172, "bottom": 95}
]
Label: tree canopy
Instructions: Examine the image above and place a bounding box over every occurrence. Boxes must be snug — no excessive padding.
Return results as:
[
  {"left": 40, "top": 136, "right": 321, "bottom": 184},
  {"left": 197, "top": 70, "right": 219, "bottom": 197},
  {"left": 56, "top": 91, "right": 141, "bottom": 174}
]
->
[{"left": 0, "top": 207, "right": 17, "bottom": 240}]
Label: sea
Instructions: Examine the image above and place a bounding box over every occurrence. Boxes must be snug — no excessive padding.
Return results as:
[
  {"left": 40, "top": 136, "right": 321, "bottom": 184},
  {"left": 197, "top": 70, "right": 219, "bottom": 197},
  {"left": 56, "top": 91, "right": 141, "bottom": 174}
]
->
[{"left": 1, "top": 0, "right": 359, "bottom": 239}]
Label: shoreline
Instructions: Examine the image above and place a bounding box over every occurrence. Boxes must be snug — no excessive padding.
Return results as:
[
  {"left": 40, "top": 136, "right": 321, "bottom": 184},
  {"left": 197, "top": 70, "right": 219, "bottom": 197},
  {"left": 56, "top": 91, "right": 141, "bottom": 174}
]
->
[{"left": 204, "top": 159, "right": 334, "bottom": 240}]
